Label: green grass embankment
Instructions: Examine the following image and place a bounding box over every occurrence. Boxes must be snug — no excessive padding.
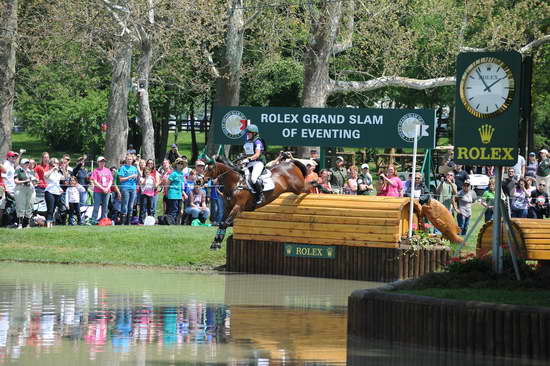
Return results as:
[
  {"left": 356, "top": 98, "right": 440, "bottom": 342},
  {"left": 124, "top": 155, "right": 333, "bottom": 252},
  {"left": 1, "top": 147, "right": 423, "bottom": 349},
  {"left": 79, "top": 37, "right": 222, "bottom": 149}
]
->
[
  {"left": 394, "top": 288, "right": 550, "bottom": 308},
  {"left": 0, "top": 225, "right": 227, "bottom": 269}
]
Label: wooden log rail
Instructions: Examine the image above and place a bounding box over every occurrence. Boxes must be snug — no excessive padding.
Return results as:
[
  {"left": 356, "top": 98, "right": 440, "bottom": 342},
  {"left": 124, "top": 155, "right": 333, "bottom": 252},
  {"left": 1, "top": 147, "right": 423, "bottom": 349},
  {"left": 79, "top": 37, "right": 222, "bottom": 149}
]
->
[
  {"left": 477, "top": 218, "right": 550, "bottom": 262},
  {"left": 233, "top": 193, "right": 413, "bottom": 248},
  {"left": 348, "top": 290, "right": 550, "bottom": 360}
]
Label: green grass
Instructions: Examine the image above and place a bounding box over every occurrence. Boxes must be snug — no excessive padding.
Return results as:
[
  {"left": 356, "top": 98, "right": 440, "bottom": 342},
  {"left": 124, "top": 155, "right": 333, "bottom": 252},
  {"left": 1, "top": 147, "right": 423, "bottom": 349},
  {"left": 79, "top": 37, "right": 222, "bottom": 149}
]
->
[
  {"left": 0, "top": 225, "right": 228, "bottom": 269},
  {"left": 395, "top": 288, "right": 550, "bottom": 308},
  {"left": 11, "top": 131, "right": 208, "bottom": 162}
]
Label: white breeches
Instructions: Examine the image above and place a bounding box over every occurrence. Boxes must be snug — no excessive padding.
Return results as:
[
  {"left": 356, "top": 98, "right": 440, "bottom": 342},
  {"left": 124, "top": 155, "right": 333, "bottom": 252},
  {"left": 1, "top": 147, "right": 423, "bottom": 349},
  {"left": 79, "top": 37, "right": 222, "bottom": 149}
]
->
[{"left": 246, "top": 161, "right": 264, "bottom": 184}]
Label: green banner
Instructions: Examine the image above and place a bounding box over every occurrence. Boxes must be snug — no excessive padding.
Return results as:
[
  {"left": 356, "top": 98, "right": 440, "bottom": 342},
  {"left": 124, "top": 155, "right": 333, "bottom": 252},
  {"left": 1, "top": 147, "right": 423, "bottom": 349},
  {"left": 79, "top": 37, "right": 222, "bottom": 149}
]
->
[
  {"left": 284, "top": 244, "right": 336, "bottom": 259},
  {"left": 454, "top": 51, "right": 522, "bottom": 166},
  {"left": 212, "top": 106, "right": 436, "bottom": 148}
]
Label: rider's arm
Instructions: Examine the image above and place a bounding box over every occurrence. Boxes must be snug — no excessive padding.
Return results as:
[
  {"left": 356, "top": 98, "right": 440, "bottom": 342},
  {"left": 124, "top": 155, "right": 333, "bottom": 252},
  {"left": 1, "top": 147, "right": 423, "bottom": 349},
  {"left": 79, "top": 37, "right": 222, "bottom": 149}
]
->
[{"left": 249, "top": 146, "right": 262, "bottom": 161}]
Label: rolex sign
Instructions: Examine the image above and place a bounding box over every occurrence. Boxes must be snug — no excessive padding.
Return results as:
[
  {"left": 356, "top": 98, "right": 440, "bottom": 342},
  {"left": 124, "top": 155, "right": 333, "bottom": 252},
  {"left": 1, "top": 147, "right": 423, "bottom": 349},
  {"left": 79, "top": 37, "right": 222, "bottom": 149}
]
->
[{"left": 454, "top": 51, "right": 522, "bottom": 166}]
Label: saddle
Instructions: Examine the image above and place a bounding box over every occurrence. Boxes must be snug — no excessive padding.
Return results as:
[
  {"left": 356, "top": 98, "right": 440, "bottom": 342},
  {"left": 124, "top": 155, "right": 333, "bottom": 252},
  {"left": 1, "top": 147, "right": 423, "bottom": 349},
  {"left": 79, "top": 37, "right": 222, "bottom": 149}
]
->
[{"left": 241, "top": 167, "right": 275, "bottom": 193}]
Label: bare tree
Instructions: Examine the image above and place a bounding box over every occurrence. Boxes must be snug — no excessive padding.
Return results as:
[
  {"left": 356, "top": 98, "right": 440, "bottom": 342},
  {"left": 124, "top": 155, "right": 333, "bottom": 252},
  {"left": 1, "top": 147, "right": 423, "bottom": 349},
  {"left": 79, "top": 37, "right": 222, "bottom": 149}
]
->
[{"left": 0, "top": 0, "right": 17, "bottom": 158}]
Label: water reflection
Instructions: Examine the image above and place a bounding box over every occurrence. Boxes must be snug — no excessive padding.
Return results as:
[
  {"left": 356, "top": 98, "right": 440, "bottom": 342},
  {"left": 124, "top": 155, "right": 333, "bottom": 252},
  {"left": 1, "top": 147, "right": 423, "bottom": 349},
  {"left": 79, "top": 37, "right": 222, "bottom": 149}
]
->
[{"left": 0, "top": 263, "right": 375, "bottom": 365}]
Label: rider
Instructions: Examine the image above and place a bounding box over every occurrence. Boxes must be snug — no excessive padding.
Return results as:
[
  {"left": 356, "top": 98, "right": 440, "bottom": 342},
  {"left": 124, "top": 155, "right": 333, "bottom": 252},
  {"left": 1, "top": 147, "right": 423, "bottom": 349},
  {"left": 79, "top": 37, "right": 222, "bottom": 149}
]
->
[{"left": 241, "top": 124, "right": 266, "bottom": 204}]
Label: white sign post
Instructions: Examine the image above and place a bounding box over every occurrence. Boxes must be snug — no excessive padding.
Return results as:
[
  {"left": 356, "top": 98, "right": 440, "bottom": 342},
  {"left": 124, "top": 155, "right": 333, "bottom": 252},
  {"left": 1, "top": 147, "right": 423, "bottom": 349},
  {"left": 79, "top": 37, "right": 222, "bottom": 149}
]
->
[{"left": 408, "top": 124, "right": 421, "bottom": 239}]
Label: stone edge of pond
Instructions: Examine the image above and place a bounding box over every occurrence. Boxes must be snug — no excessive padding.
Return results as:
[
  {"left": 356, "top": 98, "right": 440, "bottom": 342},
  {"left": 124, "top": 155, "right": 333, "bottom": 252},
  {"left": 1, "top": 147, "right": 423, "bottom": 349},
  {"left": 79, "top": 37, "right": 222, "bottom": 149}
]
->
[
  {"left": 0, "top": 259, "right": 227, "bottom": 273},
  {"left": 348, "top": 279, "right": 550, "bottom": 360}
]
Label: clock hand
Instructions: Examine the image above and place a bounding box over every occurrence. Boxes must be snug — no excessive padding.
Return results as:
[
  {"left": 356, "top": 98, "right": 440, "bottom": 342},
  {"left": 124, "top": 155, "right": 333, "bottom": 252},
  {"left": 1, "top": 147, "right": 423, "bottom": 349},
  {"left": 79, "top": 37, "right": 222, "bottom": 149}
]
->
[
  {"left": 475, "top": 69, "right": 491, "bottom": 92},
  {"left": 483, "top": 76, "right": 506, "bottom": 92}
]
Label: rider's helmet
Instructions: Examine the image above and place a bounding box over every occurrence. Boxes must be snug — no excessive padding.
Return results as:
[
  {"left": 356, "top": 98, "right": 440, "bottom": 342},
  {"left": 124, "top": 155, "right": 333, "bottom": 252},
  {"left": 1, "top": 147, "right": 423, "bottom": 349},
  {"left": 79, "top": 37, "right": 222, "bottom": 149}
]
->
[{"left": 245, "top": 124, "right": 259, "bottom": 135}]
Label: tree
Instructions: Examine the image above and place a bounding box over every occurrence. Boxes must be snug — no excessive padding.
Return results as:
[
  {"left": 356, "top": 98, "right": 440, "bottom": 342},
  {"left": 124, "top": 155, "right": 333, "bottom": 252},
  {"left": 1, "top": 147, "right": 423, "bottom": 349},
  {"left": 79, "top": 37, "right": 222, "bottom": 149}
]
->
[
  {"left": 0, "top": 0, "right": 17, "bottom": 158},
  {"left": 297, "top": 0, "right": 549, "bottom": 156}
]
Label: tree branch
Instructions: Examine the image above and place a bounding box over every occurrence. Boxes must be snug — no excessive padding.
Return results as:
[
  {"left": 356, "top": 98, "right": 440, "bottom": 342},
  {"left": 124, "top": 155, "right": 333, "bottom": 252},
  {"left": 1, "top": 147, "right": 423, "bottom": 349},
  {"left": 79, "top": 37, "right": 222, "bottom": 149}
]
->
[
  {"left": 520, "top": 34, "right": 550, "bottom": 54},
  {"left": 102, "top": 0, "right": 131, "bottom": 36},
  {"left": 332, "top": 0, "right": 354, "bottom": 55},
  {"left": 202, "top": 45, "right": 220, "bottom": 78},
  {"left": 244, "top": 9, "right": 262, "bottom": 28},
  {"left": 329, "top": 76, "right": 456, "bottom": 94}
]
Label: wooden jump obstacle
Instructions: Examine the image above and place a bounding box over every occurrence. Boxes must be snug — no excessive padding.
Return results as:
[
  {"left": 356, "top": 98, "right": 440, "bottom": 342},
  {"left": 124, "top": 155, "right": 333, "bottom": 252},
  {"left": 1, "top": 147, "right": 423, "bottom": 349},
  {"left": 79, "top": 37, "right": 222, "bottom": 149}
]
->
[
  {"left": 477, "top": 218, "right": 550, "bottom": 262},
  {"left": 226, "top": 193, "right": 451, "bottom": 282}
]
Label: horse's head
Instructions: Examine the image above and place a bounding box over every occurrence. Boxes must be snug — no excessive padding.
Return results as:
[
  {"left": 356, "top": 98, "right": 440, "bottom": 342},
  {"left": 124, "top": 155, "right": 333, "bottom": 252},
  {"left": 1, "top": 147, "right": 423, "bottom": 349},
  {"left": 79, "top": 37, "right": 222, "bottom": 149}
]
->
[{"left": 205, "top": 155, "right": 233, "bottom": 180}]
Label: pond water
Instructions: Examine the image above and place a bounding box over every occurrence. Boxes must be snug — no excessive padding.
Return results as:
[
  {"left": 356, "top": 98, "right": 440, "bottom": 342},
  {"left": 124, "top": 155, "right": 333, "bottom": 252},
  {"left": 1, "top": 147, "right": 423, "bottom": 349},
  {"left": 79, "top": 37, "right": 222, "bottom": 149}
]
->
[{"left": 0, "top": 263, "right": 378, "bottom": 365}]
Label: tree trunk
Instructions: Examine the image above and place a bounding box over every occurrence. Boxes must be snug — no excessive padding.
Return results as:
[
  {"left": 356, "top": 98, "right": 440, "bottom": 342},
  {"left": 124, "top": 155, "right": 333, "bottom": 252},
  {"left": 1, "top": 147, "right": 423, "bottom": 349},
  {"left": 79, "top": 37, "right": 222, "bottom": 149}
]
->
[
  {"left": 154, "top": 89, "right": 170, "bottom": 165},
  {"left": 298, "top": 0, "right": 343, "bottom": 158},
  {"left": 206, "top": 0, "right": 245, "bottom": 156},
  {"left": 105, "top": 39, "right": 132, "bottom": 167},
  {"left": 137, "top": 35, "right": 155, "bottom": 162},
  {"left": 0, "top": 0, "right": 17, "bottom": 158},
  {"left": 190, "top": 101, "right": 198, "bottom": 163}
]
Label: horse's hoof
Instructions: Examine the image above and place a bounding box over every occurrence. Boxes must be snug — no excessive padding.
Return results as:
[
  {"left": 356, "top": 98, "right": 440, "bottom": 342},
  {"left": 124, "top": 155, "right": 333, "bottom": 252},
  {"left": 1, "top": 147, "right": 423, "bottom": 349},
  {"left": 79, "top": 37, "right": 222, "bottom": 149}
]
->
[{"left": 210, "top": 243, "right": 221, "bottom": 250}]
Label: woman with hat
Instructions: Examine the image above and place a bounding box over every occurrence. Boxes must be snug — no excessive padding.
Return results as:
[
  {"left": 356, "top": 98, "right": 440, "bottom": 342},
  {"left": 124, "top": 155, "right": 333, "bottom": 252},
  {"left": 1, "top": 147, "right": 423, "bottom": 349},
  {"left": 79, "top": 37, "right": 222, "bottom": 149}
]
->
[
  {"left": 165, "top": 158, "right": 188, "bottom": 222},
  {"left": 240, "top": 124, "right": 266, "bottom": 204},
  {"left": 14, "top": 159, "right": 38, "bottom": 228}
]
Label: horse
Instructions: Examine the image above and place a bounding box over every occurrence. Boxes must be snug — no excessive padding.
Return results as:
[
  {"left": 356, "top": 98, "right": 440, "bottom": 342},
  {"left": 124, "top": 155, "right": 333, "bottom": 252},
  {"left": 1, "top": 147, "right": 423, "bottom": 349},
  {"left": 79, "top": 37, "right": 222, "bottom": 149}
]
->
[{"left": 205, "top": 156, "right": 308, "bottom": 250}]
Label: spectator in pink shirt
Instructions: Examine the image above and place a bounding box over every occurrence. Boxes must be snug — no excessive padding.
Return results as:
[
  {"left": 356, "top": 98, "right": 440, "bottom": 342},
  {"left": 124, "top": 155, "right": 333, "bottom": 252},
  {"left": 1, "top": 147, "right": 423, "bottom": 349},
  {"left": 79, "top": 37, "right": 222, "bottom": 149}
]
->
[
  {"left": 376, "top": 165, "right": 403, "bottom": 197},
  {"left": 90, "top": 156, "right": 113, "bottom": 222}
]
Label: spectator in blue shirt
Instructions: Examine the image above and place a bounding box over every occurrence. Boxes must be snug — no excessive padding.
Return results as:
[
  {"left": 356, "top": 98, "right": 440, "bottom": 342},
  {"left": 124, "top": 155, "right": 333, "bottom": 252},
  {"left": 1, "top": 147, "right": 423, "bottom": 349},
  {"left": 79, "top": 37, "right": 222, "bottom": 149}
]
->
[
  {"left": 117, "top": 155, "right": 140, "bottom": 225},
  {"left": 165, "top": 158, "right": 188, "bottom": 222}
]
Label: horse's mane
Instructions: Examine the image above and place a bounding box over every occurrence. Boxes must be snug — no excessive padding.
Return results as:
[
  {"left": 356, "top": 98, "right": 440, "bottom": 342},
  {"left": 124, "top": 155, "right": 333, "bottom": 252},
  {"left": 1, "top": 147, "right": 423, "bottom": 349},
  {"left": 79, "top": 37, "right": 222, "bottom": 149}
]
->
[{"left": 290, "top": 159, "right": 308, "bottom": 178}]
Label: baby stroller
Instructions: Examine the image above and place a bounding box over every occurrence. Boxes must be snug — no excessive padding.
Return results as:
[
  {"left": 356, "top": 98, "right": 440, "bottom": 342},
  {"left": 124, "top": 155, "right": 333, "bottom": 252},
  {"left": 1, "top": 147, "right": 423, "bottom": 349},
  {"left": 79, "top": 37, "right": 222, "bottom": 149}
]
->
[{"left": 1, "top": 192, "right": 17, "bottom": 228}]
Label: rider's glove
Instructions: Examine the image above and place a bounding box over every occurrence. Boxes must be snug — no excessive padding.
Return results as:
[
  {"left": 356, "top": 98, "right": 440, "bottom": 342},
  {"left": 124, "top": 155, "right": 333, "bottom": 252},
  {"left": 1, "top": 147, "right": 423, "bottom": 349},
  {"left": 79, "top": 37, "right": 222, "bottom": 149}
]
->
[{"left": 241, "top": 158, "right": 250, "bottom": 165}]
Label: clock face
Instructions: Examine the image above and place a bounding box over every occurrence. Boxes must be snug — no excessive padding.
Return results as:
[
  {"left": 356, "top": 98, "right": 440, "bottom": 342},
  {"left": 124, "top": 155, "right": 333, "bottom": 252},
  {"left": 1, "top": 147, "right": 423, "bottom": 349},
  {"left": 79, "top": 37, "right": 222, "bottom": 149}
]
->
[{"left": 459, "top": 57, "right": 515, "bottom": 118}]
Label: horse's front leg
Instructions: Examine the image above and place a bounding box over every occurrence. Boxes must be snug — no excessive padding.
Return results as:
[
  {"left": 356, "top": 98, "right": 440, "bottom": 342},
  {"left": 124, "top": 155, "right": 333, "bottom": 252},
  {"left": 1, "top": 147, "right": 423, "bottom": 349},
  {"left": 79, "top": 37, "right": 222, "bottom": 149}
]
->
[{"left": 210, "top": 205, "right": 242, "bottom": 250}]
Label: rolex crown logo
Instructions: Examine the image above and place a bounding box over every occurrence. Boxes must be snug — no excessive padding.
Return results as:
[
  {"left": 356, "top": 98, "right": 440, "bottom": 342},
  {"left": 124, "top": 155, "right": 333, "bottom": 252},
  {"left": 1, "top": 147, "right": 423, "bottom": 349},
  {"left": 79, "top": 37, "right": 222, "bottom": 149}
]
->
[
  {"left": 286, "top": 245, "right": 292, "bottom": 255},
  {"left": 478, "top": 124, "right": 495, "bottom": 144}
]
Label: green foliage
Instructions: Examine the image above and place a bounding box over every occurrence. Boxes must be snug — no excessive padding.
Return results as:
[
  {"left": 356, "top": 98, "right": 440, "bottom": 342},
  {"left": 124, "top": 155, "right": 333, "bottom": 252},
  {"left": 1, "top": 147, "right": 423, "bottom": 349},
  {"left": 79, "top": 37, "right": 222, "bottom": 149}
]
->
[
  {"left": 241, "top": 58, "right": 304, "bottom": 106},
  {"left": 15, "top": 63, "right": 109, "bottom": 155}
]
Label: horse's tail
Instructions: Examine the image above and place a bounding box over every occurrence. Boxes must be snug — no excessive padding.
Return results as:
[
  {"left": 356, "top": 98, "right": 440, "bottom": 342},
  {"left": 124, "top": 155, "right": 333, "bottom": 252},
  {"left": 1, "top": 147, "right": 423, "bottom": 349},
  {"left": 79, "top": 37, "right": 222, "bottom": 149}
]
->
[{"left": 291, "top": 159, "right": 308, "bottom": 179}]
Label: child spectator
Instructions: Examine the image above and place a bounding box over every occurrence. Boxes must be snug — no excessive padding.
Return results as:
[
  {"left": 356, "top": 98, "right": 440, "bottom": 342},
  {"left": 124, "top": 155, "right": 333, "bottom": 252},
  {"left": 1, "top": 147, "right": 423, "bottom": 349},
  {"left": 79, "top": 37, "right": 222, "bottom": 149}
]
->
[
  {"left": 66, "top": 176, "right": 85, "bottom": 225},
  {"left": 480, "top": 179, "right": 496, "bottom": 222},
  {"left": 139, "top": 163, "right": 158, "bottom": 221},
  {"left": 345, "top": 166, "right": 359, "bottom": 195}
]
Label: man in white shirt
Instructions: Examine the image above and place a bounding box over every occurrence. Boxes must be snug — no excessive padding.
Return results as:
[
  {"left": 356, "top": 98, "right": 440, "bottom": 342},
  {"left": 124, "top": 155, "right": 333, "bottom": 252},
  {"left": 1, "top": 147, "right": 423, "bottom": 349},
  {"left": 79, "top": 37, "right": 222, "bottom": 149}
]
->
[
  {"left": 2, "top": 151, "right": 19, "bottom": 195},
  {"left": 512, "top": 151, "right": 526, "bottom": 178}
]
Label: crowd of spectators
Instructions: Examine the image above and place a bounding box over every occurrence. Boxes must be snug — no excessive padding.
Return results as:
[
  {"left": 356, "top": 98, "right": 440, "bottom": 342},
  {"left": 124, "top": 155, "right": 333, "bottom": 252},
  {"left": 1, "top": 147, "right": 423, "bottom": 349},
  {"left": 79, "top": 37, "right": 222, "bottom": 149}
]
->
[
  {"left": 1, "top": 146, "right": 549, "bottom": 234},
  {"left": 0, "top": 147, "right": 223, "bottom": 228}
]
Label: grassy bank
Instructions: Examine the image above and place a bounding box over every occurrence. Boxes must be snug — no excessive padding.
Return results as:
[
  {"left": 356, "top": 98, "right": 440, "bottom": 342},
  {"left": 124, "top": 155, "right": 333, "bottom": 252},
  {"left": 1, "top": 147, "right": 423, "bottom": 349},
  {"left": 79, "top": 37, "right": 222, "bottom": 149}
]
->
[
  {"left": 0, "top": 226, "right": 227, "bottom": 269},
  {"left": 395, "top": 288, "right": 550, "bottom": 308}
]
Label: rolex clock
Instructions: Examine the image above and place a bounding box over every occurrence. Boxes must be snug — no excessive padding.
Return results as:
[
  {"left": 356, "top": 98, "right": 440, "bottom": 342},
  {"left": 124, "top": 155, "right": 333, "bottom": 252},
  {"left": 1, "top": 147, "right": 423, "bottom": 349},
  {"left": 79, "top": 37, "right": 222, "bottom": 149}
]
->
[
  {"left": 454, "top": 51, "right": 522, "bottom": 166},
  {"left": 459, "top": 57, "right": 515, "bottom": 119}
]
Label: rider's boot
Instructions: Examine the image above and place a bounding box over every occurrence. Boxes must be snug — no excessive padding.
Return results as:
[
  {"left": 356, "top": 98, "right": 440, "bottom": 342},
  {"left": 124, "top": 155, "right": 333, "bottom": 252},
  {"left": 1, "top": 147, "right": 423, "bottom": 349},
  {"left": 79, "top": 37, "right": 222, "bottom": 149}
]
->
[{"left": 254, "top": 181, "right": 263, "bottom": 205}]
